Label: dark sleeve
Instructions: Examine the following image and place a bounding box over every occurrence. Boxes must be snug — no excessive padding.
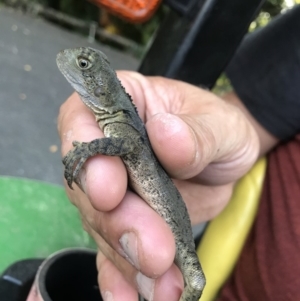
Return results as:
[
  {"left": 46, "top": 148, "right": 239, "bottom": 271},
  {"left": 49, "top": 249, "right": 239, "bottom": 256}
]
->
[{"left": 226, "top": 5, "right": 300, "bottom": 140}]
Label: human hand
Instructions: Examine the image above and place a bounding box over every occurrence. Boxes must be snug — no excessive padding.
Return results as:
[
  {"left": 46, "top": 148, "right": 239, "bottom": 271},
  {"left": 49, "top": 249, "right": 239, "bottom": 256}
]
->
[{"left": 57, "top": 72, "right": 260, "bottom": 301}]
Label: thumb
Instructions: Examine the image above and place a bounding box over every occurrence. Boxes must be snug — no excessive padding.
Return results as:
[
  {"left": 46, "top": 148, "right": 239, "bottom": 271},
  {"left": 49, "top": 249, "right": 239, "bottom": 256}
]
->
[
  {"left": 146, "top": 105, "right": 259, "bottom": 185},
  {"left": 146, "top": 113, "right": 200, "bottom": 179}
]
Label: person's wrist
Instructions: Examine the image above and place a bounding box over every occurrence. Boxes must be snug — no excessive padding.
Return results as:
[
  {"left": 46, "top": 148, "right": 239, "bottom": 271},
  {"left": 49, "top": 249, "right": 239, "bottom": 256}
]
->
[{"left": 223, "top": 91, "right": 279, "bottom": 156}]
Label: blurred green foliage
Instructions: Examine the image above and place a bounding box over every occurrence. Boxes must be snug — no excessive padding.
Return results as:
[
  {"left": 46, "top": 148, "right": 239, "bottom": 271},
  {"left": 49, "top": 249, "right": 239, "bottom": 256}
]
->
[
  {"left": 110, "top": 5, "right": 167, "bottom": 46},
  {"left": 249, "top": 0, "right": 284, "bottom": 31}
]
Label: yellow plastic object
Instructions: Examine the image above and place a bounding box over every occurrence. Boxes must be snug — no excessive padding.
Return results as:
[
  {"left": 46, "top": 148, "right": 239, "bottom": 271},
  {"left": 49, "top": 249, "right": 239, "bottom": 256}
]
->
[{"left": 197, "top": 157, "right": 267, "bottom": 301}]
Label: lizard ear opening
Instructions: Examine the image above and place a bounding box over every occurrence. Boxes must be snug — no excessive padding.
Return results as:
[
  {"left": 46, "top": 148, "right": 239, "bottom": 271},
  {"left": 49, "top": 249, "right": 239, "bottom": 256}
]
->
[{"left": 94, "top": 86, "right": 105, "bottom": 97}]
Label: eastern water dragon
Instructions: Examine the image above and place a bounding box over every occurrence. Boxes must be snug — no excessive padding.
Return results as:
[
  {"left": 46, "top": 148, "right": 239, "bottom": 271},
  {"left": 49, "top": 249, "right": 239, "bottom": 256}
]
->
[{"left": 56, "top": 47, "right": 206, "bottom": 301}]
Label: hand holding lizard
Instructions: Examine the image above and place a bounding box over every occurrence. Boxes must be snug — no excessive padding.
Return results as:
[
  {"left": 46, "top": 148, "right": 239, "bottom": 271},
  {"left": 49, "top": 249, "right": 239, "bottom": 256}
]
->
[{"left": 57, "top": 71, "right": 259, "bottom": 301}]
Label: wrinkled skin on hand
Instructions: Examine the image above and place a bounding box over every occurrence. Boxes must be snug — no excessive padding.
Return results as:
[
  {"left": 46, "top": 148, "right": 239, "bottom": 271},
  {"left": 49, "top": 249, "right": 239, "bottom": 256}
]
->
[{"left": 57, "top": 72, "right": 262, "bottom": 301}]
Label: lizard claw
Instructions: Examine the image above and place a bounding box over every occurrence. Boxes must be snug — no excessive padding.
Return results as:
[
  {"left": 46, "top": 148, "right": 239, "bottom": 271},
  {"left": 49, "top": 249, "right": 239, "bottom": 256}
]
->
[
  {"left": 65, "top": 173, "right": 74, "bottom": 190},
  {"left": 62, "top": 141, "right": 90, "bottom": 189}
]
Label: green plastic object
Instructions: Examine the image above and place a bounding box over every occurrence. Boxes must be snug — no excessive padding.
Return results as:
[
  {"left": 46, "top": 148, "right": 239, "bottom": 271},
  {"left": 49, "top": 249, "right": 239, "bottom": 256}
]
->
[{"left": 0, "top": 177, "right": 96, "bottom": 272}]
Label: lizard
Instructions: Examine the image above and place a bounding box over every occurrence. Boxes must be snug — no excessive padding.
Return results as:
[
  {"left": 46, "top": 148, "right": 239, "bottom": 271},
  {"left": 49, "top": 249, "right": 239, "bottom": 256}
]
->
[{"left": 56, "top": 47, "right": 206, "bottom": 301}]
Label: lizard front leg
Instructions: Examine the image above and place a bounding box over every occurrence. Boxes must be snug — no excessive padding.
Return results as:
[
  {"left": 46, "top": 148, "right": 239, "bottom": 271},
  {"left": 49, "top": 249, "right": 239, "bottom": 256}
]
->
[{"left": 63, "top": 137, "right": 135, "bottom": 189}]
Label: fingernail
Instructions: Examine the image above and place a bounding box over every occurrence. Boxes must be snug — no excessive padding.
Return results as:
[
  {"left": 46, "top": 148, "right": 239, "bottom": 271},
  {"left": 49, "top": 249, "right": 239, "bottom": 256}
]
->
[
  {"left": 119, "top": 232, "right": 140, "bottom": 269},
  {"left": 152, "top": 113, "right": 182, "bottom": 137},
  {"left": 136, "top": 272, "right": 155, "bottom": 301},
  {"left": 102, "top": 291, "right": 114, "bottom": 301}
]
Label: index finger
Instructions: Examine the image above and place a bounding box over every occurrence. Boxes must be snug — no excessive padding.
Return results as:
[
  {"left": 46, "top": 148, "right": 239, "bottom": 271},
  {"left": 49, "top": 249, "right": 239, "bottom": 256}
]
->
[{"left": 57, "top": 92, "right": 127, "bottom": 211}]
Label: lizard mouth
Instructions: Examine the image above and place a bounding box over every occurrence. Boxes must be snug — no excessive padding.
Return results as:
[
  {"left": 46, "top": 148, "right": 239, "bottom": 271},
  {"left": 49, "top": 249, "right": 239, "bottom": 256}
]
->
[
  {"left": 56, "top": 52, "right": 86, "bottom": 93},
  {"left": 56, "top": 54, "right": 75, "bottom": 82}
]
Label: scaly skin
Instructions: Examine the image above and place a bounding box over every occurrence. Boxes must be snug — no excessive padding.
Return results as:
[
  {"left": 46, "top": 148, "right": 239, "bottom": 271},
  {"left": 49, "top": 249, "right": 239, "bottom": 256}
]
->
[{"left": 56, "top": 47, "right": 206, "bottom": 301}]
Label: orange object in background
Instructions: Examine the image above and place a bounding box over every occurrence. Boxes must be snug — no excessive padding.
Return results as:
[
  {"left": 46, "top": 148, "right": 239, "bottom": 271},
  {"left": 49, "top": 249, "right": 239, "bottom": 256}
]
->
[{"left": 90, "top": 0, "right": 162, "bottom": 23}]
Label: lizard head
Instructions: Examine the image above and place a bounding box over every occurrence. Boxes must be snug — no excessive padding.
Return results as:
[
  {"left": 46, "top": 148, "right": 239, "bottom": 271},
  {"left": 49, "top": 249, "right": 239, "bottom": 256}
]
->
[{"left": 56, "top": 47, "right": 123, "bottom": 114}]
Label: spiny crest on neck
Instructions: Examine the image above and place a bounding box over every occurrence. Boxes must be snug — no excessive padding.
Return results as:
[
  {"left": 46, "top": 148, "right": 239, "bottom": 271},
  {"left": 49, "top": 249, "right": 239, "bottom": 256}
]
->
[{"left": 118, "top": 80, "right": 139, "bottom": 115}]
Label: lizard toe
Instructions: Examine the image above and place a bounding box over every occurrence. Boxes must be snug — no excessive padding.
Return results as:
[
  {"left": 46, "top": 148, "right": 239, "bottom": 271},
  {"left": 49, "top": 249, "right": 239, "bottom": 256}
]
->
[
  {"left": 72, "top": 156, "right": 88, "bottom": 183},
  {"left": 72, "top": 140, "right": 81, "bottom": 147}
]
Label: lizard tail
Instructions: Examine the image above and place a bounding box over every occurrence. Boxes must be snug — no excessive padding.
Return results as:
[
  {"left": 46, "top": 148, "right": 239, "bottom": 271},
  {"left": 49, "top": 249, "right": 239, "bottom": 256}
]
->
[{"left": 176, "top": 248, "right": 206, "bottom": 301}]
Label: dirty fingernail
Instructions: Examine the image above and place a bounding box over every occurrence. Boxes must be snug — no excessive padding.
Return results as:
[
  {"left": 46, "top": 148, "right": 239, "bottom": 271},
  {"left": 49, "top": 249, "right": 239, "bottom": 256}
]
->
[
  {"left": 102, "top": 291, "right": 114, "bottom": 301},
  {"left": 119, "top": 232, "right": 140, "bottom": 269},
  {"left": 136, "top": 272, "right": 155, "bottom": 301}
]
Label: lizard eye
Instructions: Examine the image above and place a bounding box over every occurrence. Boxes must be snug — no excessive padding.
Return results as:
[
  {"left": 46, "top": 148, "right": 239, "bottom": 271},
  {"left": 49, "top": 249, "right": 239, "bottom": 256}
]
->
[{"left": 76, "top": 57, "right": 91, "bottom": 69}]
